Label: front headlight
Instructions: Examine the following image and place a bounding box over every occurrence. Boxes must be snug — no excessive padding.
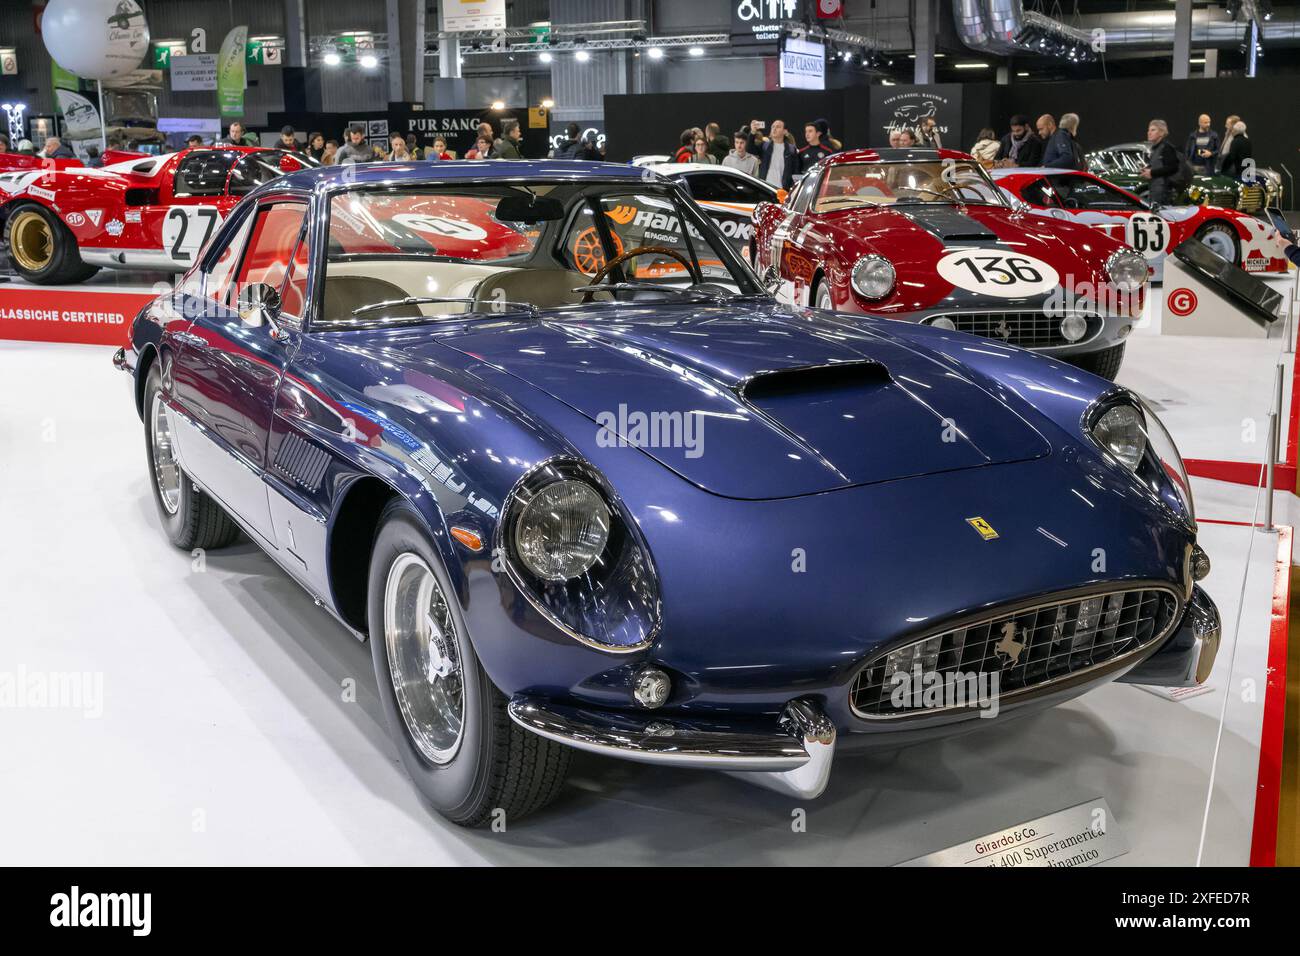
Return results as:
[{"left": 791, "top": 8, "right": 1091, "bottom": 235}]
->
[
  {"left": 514, "top": 479, "right": 610, "bottom": 581},
  {"left": 501, "top": 459, "right": 661, "bottom": 651},
  {"left": 1092, "top": 404, "right": 1147, "bottom": 470},
  {"left": 1090, "top": 396, "right": 1194, "bottom": 521},
  {"left": 1106, "top": 248, "right": 1148, "bottom": 292},
  {"left": 851, "top": 255, "right": 895, "bottom": 300}
]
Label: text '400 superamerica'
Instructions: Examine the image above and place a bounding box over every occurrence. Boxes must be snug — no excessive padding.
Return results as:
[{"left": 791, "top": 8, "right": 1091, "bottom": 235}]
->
[
  {"left": 752, "top": 148, "right": 1151, "bottom": 380},
  {"left": 115, "top": 159, "right": 1218, "bottom": 825}
]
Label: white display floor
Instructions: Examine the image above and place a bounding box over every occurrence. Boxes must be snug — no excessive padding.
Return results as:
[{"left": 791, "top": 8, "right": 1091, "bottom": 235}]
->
[{"left": 0, "top": 339, "right": 1285, "bottom": 865}]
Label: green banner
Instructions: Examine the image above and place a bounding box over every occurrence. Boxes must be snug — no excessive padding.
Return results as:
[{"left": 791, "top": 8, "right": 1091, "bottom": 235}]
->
[
  {"left": 51, "top": 59, "right": 79, "bottom": 92},
  {"left": 217, "top": 25, "right": 248, "bottom": 118}
]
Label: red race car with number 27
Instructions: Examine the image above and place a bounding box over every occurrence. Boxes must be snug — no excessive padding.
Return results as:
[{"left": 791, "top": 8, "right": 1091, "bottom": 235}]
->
[{"left": 0, "top": 146, "right": 315, "bottom": 284}]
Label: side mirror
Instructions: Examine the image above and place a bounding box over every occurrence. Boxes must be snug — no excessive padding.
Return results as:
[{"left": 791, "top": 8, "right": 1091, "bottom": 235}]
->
[{"left": 237, "top": 282, "right": 287, "bottom": 337}]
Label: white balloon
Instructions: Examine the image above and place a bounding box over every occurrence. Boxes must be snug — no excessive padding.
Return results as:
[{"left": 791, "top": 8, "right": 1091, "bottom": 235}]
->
[{"left": 42, "top": 0, "right": 151, "bottom": 80}]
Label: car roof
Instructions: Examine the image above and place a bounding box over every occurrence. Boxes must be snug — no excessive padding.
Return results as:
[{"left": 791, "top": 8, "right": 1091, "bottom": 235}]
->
[
  {"left": 277, "top": 159, "right": 656, "bottom": 192},
  {"left": 646, "top": 162, "right": 774, "bottom": 188},
  {"left": 825, "top": 147, "right": 977, "bottom": 164}
]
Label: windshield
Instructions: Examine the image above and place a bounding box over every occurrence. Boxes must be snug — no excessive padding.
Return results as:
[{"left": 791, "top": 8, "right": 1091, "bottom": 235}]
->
[
  {"left": 317, "top": 182, "right": 762, "bottom": 328},
  {"left": 813, "top": 160, "right": 1006, "bottom": 212}
]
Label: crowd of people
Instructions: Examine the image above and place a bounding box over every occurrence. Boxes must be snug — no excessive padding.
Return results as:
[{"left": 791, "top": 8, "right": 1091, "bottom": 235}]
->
[{"left": 667, "top": 118, "right": 846, "bottom": 189}]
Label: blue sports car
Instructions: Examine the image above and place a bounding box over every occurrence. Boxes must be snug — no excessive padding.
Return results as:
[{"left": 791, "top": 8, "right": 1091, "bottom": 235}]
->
[{"left": 114, "top": 160, "right": 1220, "bottom": 826}]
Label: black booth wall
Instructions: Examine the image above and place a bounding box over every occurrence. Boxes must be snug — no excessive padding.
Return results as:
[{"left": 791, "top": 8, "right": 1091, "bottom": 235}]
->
[{"left": 605, "top": 76, "right": 1298, "bottom": 185}]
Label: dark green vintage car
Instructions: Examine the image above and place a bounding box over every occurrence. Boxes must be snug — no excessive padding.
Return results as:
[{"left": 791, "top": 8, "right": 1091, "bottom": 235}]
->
[{"left": 1086, "top": 142, "right": 1282, "bottom": 214}]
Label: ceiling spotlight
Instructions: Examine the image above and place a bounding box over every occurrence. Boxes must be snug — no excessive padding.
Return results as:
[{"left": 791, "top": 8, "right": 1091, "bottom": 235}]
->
[
  {"left": 359, "top": 53, "right": 378, "bottom": 69},
  {"left": 539, "top": 50, "right": 553, "bottom": 63},
  {"left": 540, "top": 98, "right": 555, "bottom": 109},
  {"left": 648, "top": 46, "right": 664, "bottom": 60},
  {"left": 575, "top": 49, "right": 590, "bottom": 62},
  {"left": 323, "top": 51, "right": 341, "bottom": 66},
  {"left": 491, "top": 100, "right": 506, "bottom": 110},
  {"left": 688, "top": 46, "right": 704, "bottom": 56}
]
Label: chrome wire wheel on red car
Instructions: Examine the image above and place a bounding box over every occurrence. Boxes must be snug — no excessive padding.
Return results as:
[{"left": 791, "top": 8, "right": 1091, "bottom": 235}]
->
[{"left": 382, "top": 552, "right": 465, "bottom": 764}]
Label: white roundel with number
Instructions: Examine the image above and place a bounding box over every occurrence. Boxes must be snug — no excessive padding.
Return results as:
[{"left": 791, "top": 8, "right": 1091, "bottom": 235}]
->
[
  {"left": 1125, "top": 212, "right": 1170, "bottom": 260},
  {"left": 162, "top": 206, "right": 224, "bottom": 264},
  {"left": 392, "top": 213, "right": 488, "bottom": 242},
  {"left": 935, "top": 249, "right": 1060, "bottom": 299}
]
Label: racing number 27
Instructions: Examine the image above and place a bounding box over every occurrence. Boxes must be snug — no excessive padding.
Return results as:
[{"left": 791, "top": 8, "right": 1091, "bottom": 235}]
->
[
  {"left": 165, "top": 207, "right": 220, "bottom": 262},
  {"left": 951, "top": 254, "right": 1043, "bottom": 286}
]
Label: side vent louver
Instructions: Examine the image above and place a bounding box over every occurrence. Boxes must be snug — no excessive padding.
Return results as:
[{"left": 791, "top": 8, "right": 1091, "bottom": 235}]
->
[{"left": 274, "top": 433, "right": 331, "bottom": 492}]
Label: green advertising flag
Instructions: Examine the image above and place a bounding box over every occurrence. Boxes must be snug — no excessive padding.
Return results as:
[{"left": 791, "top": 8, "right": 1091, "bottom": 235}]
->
[
  {"left": 51, "top": 59, "right": 79, "bottom": 92},
  {"left": 217, "top": 25, "right": 248, "bottom": 118}
]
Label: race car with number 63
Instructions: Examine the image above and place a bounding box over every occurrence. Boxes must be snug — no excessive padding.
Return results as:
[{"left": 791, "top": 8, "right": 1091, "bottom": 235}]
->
[
  {"left": 0, "top": 146, "right": 316, "bottom": 284},
  {"left": 752, "top": 148, "right": 1150, "bottom": 380},
  {"left": 991, "top": 166, "right": 1289, "bottom": 281}
]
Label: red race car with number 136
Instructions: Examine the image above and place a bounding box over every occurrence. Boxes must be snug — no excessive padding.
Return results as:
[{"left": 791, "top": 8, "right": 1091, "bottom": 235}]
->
[{"left": 0, "top": 146, "right": 315, "bottom": 284}]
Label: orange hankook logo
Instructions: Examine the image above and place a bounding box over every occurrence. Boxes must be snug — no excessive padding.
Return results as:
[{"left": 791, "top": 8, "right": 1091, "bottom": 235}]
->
[
  {"left": 606, "top": 204, "right": 638, "bottom": 225},
  {"left": 966, "top": 517, "right": 999, "bottom": 540}
]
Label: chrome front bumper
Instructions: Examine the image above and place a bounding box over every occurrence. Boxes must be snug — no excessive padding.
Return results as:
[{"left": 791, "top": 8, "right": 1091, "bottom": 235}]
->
[{"left": 508, "top": 697, "right": 837, "bottom": 799}]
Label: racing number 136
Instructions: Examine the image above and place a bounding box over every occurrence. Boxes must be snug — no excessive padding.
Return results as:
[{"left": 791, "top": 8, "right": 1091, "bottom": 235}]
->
[
  {"left": 951, "top": 254, "right": 1043, "bottom": 285},
  {"left": 164, "top": 207, "right": 221, "bottom": 262}
]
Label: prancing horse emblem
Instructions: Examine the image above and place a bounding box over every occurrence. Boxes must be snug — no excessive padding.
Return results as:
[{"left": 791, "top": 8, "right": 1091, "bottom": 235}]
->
[
  {"left": 994, "top": 621, "right": 1025, "bottom": 666},
  {"left": 993, "top": 318, "right": 1012, "bottom": 341}
]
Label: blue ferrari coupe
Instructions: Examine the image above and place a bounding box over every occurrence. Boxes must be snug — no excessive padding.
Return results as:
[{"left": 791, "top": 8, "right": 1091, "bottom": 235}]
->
[{"left": 114, "top": 160, "right": 1219, "bottom": 825}]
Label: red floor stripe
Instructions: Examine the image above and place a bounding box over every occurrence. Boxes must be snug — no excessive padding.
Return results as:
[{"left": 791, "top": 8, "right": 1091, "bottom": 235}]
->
[{"left": 1249, "top": 524, "right": 1293, "bottom": 867}]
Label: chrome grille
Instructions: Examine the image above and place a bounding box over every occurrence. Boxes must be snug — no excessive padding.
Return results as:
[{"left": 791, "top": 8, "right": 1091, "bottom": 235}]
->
[
  {"left": 850, "top": 587, "right": 1180, "bottom": 718},
  {"left": 930, "top": 311, "right": 1098, "bottom": 349}
]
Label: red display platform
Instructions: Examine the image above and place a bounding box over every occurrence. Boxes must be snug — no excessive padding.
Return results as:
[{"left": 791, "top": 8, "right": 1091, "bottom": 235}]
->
[{"left": 0, "top": 280, "right": 157, "bottom": 347}]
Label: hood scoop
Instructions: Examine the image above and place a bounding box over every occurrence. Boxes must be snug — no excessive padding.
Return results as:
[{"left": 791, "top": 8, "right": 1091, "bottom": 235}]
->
[
  {"left": 899, "top": 206, "right": 999, "bottom": 243},
  {"left": 738, "top": 360, "right": 890, "bottom": 402}
]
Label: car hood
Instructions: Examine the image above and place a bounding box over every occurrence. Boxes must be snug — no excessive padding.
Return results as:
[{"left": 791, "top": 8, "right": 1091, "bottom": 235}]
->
[{"left": 420, "top": 302, "right": 1051, "bottom": 499}]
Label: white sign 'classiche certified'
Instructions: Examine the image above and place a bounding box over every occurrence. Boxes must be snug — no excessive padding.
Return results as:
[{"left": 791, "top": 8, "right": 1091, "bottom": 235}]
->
[{"left": 898, "top": 798, "right": 1129, "bottom": 867}]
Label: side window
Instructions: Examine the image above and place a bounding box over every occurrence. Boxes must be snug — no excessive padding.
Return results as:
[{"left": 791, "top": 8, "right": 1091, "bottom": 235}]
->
[
  {"left": 1019, "top": 177, "right": 1061, "bottom": 208},
  {"left": 1048, "top": 174, "right": 1141, "bottom": 211},
  {"left": 684, "top": 173, "right": 771, "bottom": 204},
  {"left": 173, "top": 150, "right": 237, "bottom": 197},
  {"left": 791, "top": 174, "right": 818, "bottom": 213},
  {"left": 279, "top": 233, "right": 311, "bottom": 323},
  {"left": 229, "top": 153, "right": 288, "bottom": 197},
  {"left": 203, "top": 212, "right": 255, "bottom": 307},
  {"left": 236, "top": 203, "right": 308, "bottom": 295}
]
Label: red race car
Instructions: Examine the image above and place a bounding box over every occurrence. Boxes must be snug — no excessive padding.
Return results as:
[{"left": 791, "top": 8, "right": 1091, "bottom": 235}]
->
[
  {"left": 991, "top": 166, "right": 1289, "bottom": 279},
  {"left": 0, "top": 146, "right": 315, "bottom": 284},
  {"left": 752, "top": 147, "right": 1150, "bottom": 379}
]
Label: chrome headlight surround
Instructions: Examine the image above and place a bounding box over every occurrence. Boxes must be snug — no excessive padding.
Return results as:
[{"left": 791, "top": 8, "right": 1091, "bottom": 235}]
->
[
  {"left": 850, "top": 254, "right": 896, "bottom": 300},
  {"left": 1087, "top": 391, "right": 1195, "bottom": 524},
  {"left": 1105, "top": 248, "right": 1149, "bottom": 293},
  {"left": 498, "top": 458, "right": 662, "bottom": 653}
]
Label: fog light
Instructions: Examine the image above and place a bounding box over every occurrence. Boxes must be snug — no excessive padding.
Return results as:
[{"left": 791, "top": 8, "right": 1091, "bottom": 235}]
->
[
  {"left": 1117, "top": 324, "right": 1132, "bottom": 339},
  {"left": 1060, "top": 314, "right": 1087, "bottom": 342},
  {"left": 632, "top": 666, "right": 671, "bottom": 708},
  {"left": 930, "top": 317, "right": 957, "bottom": 331},
  {"left": 1192, "top": 545, "right": 1211, "bottom": 582}
]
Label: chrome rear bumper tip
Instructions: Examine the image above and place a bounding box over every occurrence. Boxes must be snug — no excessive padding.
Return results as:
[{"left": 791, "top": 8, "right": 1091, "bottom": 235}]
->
[{"left": 507, "top": 695, "right": 836, "bottom": 799}]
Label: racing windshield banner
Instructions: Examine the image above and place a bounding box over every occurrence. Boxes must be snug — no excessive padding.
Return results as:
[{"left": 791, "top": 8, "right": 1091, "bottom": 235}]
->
[{"left": 217, "top": 25, "right": 248, "bottom": 118}]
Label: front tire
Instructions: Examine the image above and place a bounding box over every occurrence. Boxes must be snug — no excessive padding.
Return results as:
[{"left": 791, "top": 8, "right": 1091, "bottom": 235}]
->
[
  {"left": 813, "top": 278, "right": 834, "bottom": 311},
  {"left": 143, "top": 363, "right": 241, "bottom": 550},
  {"left": 367, "top": 500, "right": 570, "bottom": 826},
  {"left": 1070, "top": 342, "right": 1126, "bottom": 381},
  {"left": 4, "top": 203, "right": 100, "bottom": 284},
  {"left": 1194, "top": 220, "right": 1240, "bottom": 264}
]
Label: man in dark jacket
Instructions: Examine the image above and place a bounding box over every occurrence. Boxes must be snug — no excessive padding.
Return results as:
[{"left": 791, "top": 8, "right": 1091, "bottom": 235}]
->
[
  {"left": 1220, "top": 120, "right": 1253, "bottom": 180},
  {"left": 705, "top": 122, "right": 729, "bottom": 163},
  {"left": 491, "top": 119, "right": 525, "bottom": 160},
  {"left": 1141, "top": 119, "right": 1184, "bottom": 206},
  {"left": 1185, "top": 114, "right": 1220, "bottom": 174},
  {"left": 995, "top": 115, "right": 1043, "bottom": 167},
  {"left": 796, "top": 120, "right": 835, "bottom": 174},
  {"left": 553, "top": 123, "right": 582, "bottom": 159},
  {"left": 758, "top": 119, "right": 796, "bottom": 189},
  {"left": 1037, "top": 114, "right": 1076, "bottom": 169}
]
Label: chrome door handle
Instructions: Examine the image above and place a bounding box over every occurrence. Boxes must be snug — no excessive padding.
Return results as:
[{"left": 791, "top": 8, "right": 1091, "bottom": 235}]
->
[{"left": 173, "top": 331, "right": 206, "bottom": 348}]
